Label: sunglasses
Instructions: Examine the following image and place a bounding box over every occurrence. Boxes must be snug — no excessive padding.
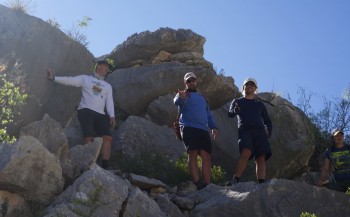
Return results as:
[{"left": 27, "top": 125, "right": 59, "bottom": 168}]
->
[{"left": 186, "top": 78, "right": 196, "bottom": 84}]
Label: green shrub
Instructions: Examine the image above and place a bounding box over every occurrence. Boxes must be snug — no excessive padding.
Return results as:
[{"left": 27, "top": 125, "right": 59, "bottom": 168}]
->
[
  {"left": 300, "top": 212, "right": 317, "bottom": 217},
  {"left": 1, "top": 197, "right": 9, "bottom": 217},
  {"left": 211, "top": 164, "right": 227, "bottom": 185},
  {"left": 110, "top": 151, "right": 189, "bottom": 186},
  {"left": 110, "top": 151, "right": 227, "bottom": 186},
  {"left": 0, "top": 74, "right": 27, "bottom": 143},
  {"left": 346, "top": 187, "right": 350, "bottom": 195}
]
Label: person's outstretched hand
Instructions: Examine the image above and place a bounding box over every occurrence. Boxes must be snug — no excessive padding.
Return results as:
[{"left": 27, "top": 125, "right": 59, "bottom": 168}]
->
[
  {"left": 178, "top": 89, "right": 186, "bottom": 98},
  {"left": 234, "top": 102, "right": 240, "bottom": 114},
  {"left": 47, "top": 69, "right": 55, "bottom": 80}
]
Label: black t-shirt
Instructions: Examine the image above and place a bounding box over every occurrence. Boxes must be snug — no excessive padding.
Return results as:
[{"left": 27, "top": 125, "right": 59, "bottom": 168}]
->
[{"left": 228, "top": 97, "right": 272, "bottom": 135}]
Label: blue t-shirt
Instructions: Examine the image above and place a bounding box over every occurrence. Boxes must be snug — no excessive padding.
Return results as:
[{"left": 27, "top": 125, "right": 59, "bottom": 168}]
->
[
  {"left": 174, "top": 92, "right": 217, "bottom": 132},
  {"left": 324, "top": 145, "right": 350, "bottom": 181},
  {"left": 228, "top": 97, "right": 272, "bottom": 135}
]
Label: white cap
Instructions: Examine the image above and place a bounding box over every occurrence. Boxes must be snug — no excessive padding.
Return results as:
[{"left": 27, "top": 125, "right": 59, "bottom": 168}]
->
[
  {"left": 184, "top": 72, "right": 196, "bottom": 81},
  {"left": 243, "top": 77, "right": 257, "bottom": 87},
  {"left": 332, "top": 128, "right": 344, "bottom": 136},
  {"left": 242, "top": 77, "right": 258, "bottom": 95}
]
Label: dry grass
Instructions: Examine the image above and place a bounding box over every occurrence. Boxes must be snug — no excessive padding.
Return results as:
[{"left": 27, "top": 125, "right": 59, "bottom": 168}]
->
[{"left": 5, "top": 0, "right": 36, "bottom": 14}]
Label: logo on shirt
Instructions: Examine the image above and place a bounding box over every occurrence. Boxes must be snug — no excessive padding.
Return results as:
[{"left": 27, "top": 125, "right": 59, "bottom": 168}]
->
[{"left": 92, "top": 81, "right": 103, "bottom": 95}]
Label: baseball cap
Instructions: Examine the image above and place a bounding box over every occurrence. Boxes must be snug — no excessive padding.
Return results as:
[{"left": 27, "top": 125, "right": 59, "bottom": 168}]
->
[
  {"left": 242, "top": 77, "right": 258, "bottom": 95},
  {"left": 332, "top": 128, "right": 344, "bottom": 136},
  {"left": 243, "top": 77, "right": 257, "bottom": 87},
  {"left": 95, "top": 60, "right": 112, "bottom": 73},
  {"left": 184, "top": 72, "right": 196, "bottom": 81}
]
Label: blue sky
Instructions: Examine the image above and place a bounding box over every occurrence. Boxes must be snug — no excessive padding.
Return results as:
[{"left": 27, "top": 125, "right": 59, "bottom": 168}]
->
[{"left": 2, "top": 0, "right": 349, "bottom": 112}]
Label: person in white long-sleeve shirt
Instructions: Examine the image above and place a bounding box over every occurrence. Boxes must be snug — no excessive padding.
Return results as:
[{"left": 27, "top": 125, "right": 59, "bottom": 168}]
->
[{"left": 47, "top": 60, "right": 116, "bottom": 169}]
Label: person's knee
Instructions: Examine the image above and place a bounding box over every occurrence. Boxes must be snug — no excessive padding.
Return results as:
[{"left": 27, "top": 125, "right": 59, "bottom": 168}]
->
[
  {"left": 240, "top": 149, "right": 252, "bottom": 159},
  {"left": 255, "top": 155, "right": 266, "bottom": 164},
  {"left": 103, "top": 135, "right": 112, "bottom": 143}
]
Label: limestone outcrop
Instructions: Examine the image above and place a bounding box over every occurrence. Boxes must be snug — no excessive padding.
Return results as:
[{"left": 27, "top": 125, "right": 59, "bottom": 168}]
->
[
  {"left": 0, "top": 4, "right": 95, "bottom": 135},
  {"left": 0, "top": 4, "right": 332, "bottom": 217}
]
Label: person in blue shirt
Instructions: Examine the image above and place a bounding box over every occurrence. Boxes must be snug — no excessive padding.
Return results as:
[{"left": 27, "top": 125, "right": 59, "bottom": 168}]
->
[
  {"left": 173, "top": 72, "right": 219, "bottom": 190},
  {"left": 319, "top": 129, "right": 350, "bottom": 192},
  {"left": 227, "top": 77, "right": 272, "bottom": 185}
]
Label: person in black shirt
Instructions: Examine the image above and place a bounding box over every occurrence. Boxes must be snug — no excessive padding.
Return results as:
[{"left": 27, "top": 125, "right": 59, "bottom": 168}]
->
[
  {"left": 318, "top": 129, "right": 350, "bottom": 192},
  {"left": 227, "top": 77, "right": 272, "bottom": 185}
]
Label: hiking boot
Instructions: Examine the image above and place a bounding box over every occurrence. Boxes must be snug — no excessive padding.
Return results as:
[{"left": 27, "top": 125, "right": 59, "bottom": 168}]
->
[
  {"left": 193, "top": 180, "right": 208, "bottom": 190},
  {"left": 197, "top": 183, "right": 208, "bottom": 190},
  {"left": 258, "top": 179, "right": 265, "bottom": 184},
  {"left": 225, "top": 179, "right": 238, "bottom": 186}
]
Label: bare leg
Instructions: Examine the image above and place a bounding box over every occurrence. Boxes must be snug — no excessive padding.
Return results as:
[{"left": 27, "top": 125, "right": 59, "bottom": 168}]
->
[
  {"left": 234, "top": 148, "right": 252, "bottom": 177},
  {"left": 101, "top": 135, "right": 112, "bottom": 160},
  {"left": 255, "top": 155, "right": 266, "bottom": 180},
  {"left": 199, "top": 150, "right": 211, "bottom": 184},
  {"left": 188, "top": 150, "right": 200, "bottom": 182}
]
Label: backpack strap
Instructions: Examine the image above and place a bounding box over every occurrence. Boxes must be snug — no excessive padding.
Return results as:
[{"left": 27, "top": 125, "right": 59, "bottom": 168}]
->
[{"left": 177, "top": 90, "right": 190, "bottom": 116}]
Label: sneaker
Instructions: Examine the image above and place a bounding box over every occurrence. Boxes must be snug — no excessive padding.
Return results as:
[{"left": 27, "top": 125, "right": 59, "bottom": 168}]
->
[{"left": 225, "top": 179, "right": 238, "bottom": 186}]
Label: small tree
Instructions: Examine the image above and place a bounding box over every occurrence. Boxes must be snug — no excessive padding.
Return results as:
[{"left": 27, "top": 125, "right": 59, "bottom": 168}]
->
[
  {"left": 296, "top": 86, "right": 315, "bottom": 117},
  {"left": 334, "top": 89, "right": 350, "bottom": 132},
  {"left": 46, "top": 17, "right": 61, "bottom": 29},
  {"left": 295, "top": 85, "right": 350, "bottom": 170},
  {"left": 0, "top": 74, "right": 27, "bottom": 143},
  {"left": 65, "top": 16, "right": 92, "bottom": 48}
]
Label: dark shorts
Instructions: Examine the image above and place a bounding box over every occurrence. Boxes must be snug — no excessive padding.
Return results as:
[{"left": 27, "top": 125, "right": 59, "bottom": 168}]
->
[
  {"left": 238, "top": 128, "right": 272, "bottom": 161},
  {"left": 325, "top": 180, "right": 350, "bottom": 192},
  {"left": 182, "top": 126, "right": 212, "bottom": 154},
  {"left": 77, "top": 108, "right": 111, "bottom": 137}
]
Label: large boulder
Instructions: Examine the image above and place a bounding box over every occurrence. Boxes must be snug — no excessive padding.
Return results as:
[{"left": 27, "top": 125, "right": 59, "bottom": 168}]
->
[
  {"left": 70, "top": 138, "right": 103, "bottom": 174},
  {"left": 261, "top": 93, "right": 316, "bottom": 179},
  {"left": 108, "top": 28, "right": 207, "bottom": 69},
  {"left": 0, "top": 136, "right": 64, "bottom": 205},
  {"left": 123, "top": 187, "right": 167, "bottom": 217},
  {"left": 107, "top": 62, "right": 238, "bottom": 116},
  {"left": 44, "top": 167, "right": 129, "bottom": 217},
  {"left": 145, "top": 93, "right": 177, "bottom": 127},
  {"left": 0, "top": 5, "right": 95, "bottom": 136},
  {"left": 154, "top": 193, "right": 186, "bottom": 217},
  {"left": 210, "top": 93, "right": 315, "bottom": 180},
  {"left": 19, "top": 114, "right": 74, "bottom": 183},
  {"left": 210, "top": 103, "right": 238, "bottom": 177},
  {"left": 63, "top": 114, "right": 84, "bottom": 148},
  {"left": 0, "top": 190, "right": 32, "bottom": 217},
  {"left": 128, "top": 173, "right": 167, "bottom": 192},
  {"left": 114, "top": 116, "right": 185, "bottom": 160},
  {"left": 182, "top": 179, "right": 350, "bottom": 217}
]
